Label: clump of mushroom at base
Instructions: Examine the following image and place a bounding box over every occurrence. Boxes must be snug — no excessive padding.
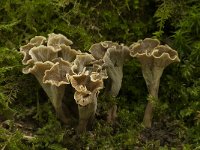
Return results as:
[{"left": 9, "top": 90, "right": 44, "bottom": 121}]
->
[
  {"left": 20, "top": 33, "right": 108, "bottom": 133},
  {"left": 129, "top": 38, "right": 180, "bottom": 128},
  {"left": 20, "top": 34, "right": 180, "bottom": 133},
  {"left": 20, "top": 33, "right": 78, "bottom": 124}
]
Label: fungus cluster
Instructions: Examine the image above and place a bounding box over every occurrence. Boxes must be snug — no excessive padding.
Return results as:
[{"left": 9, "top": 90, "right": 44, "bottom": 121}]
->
[
  {"left": 20, "top": 33, "right": 108, "bottom": 133},
  {"left": 20, "top": 34, "right": 180, "bottom": 133},
  {"left": 20, "top": 34, "right": 79, "bottom": 124}
]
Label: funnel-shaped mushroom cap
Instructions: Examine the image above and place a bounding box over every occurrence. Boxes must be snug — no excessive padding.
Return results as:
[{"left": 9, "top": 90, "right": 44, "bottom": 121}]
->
[
  {"left": 43, "top": 58, "right": 73, "bottom": 86},
  {"left": 103, "top": 45, "right": 130, "bottom": 68},
  {"left": 20, "top": 36, "right": 46, "bottom": 65},
  {"left": 89, "top": 41, "right": 130, "bottom": 97},
  {"left": 23, "top": 61, "right": 67, "bottom": 121},
  {"left": 22, "top": 61, "right": 56, "bottom": 100},
  {"left": 29, "top": 45, "right": 58, "bottom": 62},
  {"left": 58, "top": 44, "right": 81, "bottom": 62},
  {"left": 47, "top": 33, "right": 73, "bottom": 51},
  {"left": 70, "top": 71, "right": 105, "bottom": 106},
  {"left": 89, "top": 41, "right": 130, "bottom": 67},
  {"left": 103, "top": 44, "right": 130, "bottom": 97},
  {"left": 30, "top": 36, "right": 47, "bottom": 46},
  {"left": 153, "top": 45, "right": 180, "bottom": 67},
  {"left": 130, "top": 38, "right": 160, "bottom": 54},
  {"left": 70, "top": 72, "right": 105, "bottom": 92},
  {"left": 130, "top": 38, "right": 180, "bottom": 68},
  {"left": 71, "top": 53, "right": 96, "bottom": 75},
  {"left": 74, "top": 91, "right": 98, "bottom": 106},
  {"left": 90, "top": 70, "right": 108, "bottom": 82},
  {"left": 89, "top": 41, "right": 118, "bottom": 60},
  {"left": 22, "top": 61, "right": 54, "bottom": 78}
]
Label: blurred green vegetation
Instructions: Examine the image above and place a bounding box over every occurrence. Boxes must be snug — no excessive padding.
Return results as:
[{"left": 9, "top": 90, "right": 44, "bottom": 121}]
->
[{"left": 0, "top": 0, "right": 199, "bottom": 149}]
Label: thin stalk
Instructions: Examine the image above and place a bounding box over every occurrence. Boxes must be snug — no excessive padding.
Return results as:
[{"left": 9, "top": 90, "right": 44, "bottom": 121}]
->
[{"left": 142, "top": 66, "right": 164, "bottom": 128}]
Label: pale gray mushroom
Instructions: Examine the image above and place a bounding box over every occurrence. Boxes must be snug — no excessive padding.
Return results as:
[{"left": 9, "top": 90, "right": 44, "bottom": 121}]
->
[
  {"left": 47, "top": 33, "right": 73, "bottom": 51},
  {"left": 71, "top": 53, "right": 96, "bottom": 75},
  {"left": 22, "top": 61, "right": 55, "bottom": 105},
  {"left": 70, "top": 72, "right": 107, "bottom": 133},
  {"left": 102, "top": 45, "right": 131, "bottom": 96},
  {"left": 89, "top": 41, "right": 131, "bottom": 123},
  {"left": 43, "top": 58, "right": 72, "bottom": 86},
  {"left": 130, "top": 38, "right": 180, "bottom": 128},
  {"left": 69, "top": 53, "right": 107, "bottom": 133},
  {"left": 70, "top": 71, "right": 105, "bottom": 106},
  {"left": 58, "top": 44, "right": 81, "bottom": 62},
  {"left": 20, "top": 34, "right": 79, "bottom": 124},
  {"left": 22, "top": 60, "right": 71, "bottom": 123},
  {"left": 89, "top": 41, "right": 118, "bottom": 60},
  {"left": 29, "top": 45, "right": 58, "bottom": 62},
  {"left": 20, "top": 36, "right": 46, "bottom": 65},
  {"left": 42, "top": 58, "right": 75, "bottom": 124}
]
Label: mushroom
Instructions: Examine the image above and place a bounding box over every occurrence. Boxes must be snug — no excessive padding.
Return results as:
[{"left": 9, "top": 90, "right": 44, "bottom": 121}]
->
[
  {"left": 47, "top": 33, "right": 73, "bottom": 51},
  {"left": 70, "top": 71, "right": 106, "bottom": 106},
  {"left": 89, "top": 41, "right": 118, "bottom": 60},
  {"left": 102, "top": 45, "right": 131, "bottom": 97},
  {"left": 71, "top": 53, "right": 96, "bottom": 75},
  {"left": 29, "top": 45, "right": 58, "bottom": 62},
  {"left": 89, "top": 41, "right": 131, "bottom": 123},
  {"left": 69, "top": 53, "right": 107, "bottom": 133},
  {"left": 129, "top": 38, "right": 180, "bottom": 128},
  {"left": 20, "top": 36, "right": 56, "bottom": 96},
  {"left": 42, "top": 58, "right": 75, "bottom": 124},
  {"left": 20, "top": 36, "right": 46, "bottom": 65},
  {"left": 43, "top": 58, "right": 72, "bottom": 86},
  {"left": 58, "top": 44, "right": 81, "bottom": 62},
  {"left": 20, "top": 34, "right": 79, "bottom": 124}
]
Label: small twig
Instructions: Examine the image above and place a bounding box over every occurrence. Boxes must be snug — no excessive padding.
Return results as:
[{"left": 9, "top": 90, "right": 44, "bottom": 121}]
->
[{"left": 23, "top": 135, "right": 36, "bottom": 141}]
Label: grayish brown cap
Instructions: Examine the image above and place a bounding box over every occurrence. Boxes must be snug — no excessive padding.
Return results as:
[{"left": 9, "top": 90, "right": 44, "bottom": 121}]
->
[
  {"left": 58, "top": 44, "right": 81, "bottom": 62},
  {"left": 20, "top": 36, "right": 46, "bottom": 65},
  {"left": 74, "top": 91, "right": 98, "bottom": 106},
  {"left": 103, "top": 44, "right": 130, "bottom": 68},
  {"left": 70, "top": 71, "right": 105, "bottom": 106},
  {"left": 22, "top": 61, "right": 67, "bottom": 117},
  {"left": 89, "top": 41, "right": 131, "bottom": 97},
  {"left": 22, "top": 61, "right": 56, "bottom": 102},
  {"left": 70, "top": 72, "right": 104, "bottom": 92},
  {"left": 43, "top": 58, "right": 73, "bottom": 86},
  {"left": 89, "top": 41, "right": 118, "bottom": 60},
  {"left": 69, "top": 52, "right": 107, "bottom": 106},
  {"left": 22, "top": 61, "right": 54, "bottom": 77},
  {"left": 29, "top": 36, "right": 47, "bottom": 46},
  {"left": 130, "top": 38, "right": 180, "bottom": 68},
  {"left": 47, "top": 33, "right": 73, "bottom": 51},
  {"left": 90, "top": 70, "right": 108, "bottom": 82},
  {"left": 29, "top": 45, "right": 58, "bottom": 62},
  {"left": 130, "top": 38, "right": 160, "bottom": 55},
  {"left": 71, "top": 53, "right": 96, "bottom": 75}
]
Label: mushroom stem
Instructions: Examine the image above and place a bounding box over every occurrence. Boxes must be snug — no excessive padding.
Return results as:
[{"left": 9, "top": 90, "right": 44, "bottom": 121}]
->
[
  {"left": 76, "top": 94, "right": 97, "bottom": 134},
  {"left": 33, "top": 73, "right": 71, "bottom": 124},
  {"left": 142, "top": 66, "right": 164, "bottom": 128},
  {"left": 108, "top": 66, "right": 123, "bottom": 97},
  {"left": 104, "top": 66, "right": 123, "bottom": 123},
  {"left": 50, "top": 85, "right": 71, "bottom": 124},
  {"left": 107, "top": 104, "right": 117, "bottom": 123}
]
